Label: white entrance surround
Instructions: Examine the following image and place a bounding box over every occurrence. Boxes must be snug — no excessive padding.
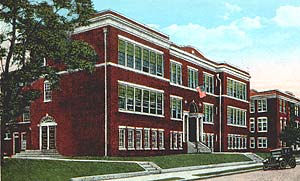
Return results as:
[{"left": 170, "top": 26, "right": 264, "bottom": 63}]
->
[
  {"left": 12, "top": 132, "right": 19, "bottom": 155},
  {"left": 38, "top": 115, "right": 57, "bottom": 150},
  {"left": 183, "top": 111, "right": 204, "bottom": 142}
]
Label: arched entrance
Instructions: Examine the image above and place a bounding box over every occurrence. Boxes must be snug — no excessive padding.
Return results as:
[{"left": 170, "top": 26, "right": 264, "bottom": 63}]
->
[{"left": 39, "top": 116, "right": 57, "bottom": 150}]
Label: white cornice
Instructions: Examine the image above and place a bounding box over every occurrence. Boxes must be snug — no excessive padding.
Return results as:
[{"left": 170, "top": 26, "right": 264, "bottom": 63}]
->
[{"left": 74, "top": 13, "right": 171, "bottom": 49}]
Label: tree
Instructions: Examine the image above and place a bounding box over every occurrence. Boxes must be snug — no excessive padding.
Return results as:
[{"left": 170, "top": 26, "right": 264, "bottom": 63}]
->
[
  {"left": 280, "top": 121, "right": 300, "bottom": 147},
  {"left": 0, "top": 0, "right": 97, "bottom": 164}
]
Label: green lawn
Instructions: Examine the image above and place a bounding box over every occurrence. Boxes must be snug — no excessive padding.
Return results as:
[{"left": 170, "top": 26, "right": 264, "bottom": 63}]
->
[
  {"left": 1, "top": 159, "right": 143, "bottom": 181},
  {"left": 72, "top": 153, "right": 252, "bottom": 169}
]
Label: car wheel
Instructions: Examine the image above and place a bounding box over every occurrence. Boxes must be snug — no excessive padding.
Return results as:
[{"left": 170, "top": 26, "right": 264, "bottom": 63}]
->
[
  {"left": 279, "top": 160, "right": 287, "bottom": 169},
  {"left": 289, "top": 159, "right": 296, "bottom": 168}
]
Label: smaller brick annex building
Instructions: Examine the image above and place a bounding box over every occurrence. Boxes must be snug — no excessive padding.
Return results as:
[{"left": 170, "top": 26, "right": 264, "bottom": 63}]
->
[
  {"left": 3, "top": 10, "right": 251, "bottom": 157},
  {"left": 249, "top": 89, "right": 300, "bottom": 152}
]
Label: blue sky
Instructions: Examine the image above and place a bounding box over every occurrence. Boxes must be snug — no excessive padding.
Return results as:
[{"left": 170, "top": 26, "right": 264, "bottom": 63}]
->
[{"left": 93, "top": 0, "right": 300, "bottom": 97}]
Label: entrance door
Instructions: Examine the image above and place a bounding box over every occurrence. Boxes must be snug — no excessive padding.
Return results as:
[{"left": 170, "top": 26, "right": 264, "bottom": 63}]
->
[
  {"left": 41, "top": 126, "right": 56, "bottom": 150},
  {"left": 189, "top": 118, "right": 196, "bottom": 142},
  {"left": 14, "top": 133, "right": 20, "bottom": 154}
]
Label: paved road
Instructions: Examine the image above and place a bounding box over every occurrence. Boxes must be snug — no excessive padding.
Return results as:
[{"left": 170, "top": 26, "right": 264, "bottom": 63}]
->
[{"left": 205, "top": 166, "right": 300, "bottom": 181}]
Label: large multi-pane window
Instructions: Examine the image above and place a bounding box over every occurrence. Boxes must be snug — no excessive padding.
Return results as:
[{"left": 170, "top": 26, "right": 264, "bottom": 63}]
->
[
  {"left": 257, "top": 99, "right": 267, "bottom": 112},
  {"left": 203, "top": 73, "right": 214, "bottom": 94},
  {"left": 227, "top": 78, "right": 247, "bottom": 100},
  {"left": 227, "top": 106, "right": 247, "bottom": 127},
  {"left": 188, "top": 68, "right": 198, "bottom": 88},
  {"left": 250, "top": 118, "right": 255, "bottom": 133},
  {"left": 170, "top": 61, "right": 182, "bottom": 85},
  {"left": 44, "top": 81, "right": 52, "bottom": 102},
  {"left": 295, "top": 106, "right": 299, "bottom": 116},
  {"left": 250, "top": 100, "right": 255, "bottom": 113},
  {"left": 118, "top": 83, "right": 164, "bottom": 116},
  {"left": 280, "top": 99, "right": 286, "bottom": 113},
  {"left": 118, "top": 39, "right": 164, "bottom": 77},
  {"left": 170, "top": 131, "right": 183, "bottom": 149},
  {"left": 170, "top": 97, "right": 182, "bottom": 119},
  {"left": 227, "top": 134, "right": 247, "bottom": 150},
  {"left": 203, "top": 133, "right": 214, "bottom": 150},
  {"left": 203, "top": 104, "right": 214, "bottom": 123},
  {"left": 258, "top": 137, "right": 268, "bottom": 148},
  {"left": 257, "top": 117, "right": 268, "bottom": 132}
]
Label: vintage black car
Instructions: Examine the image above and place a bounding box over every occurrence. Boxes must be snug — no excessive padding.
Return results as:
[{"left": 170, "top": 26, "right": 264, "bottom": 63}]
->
[{"left": 263, "top": 147, "right": 297, "bottom": 170}]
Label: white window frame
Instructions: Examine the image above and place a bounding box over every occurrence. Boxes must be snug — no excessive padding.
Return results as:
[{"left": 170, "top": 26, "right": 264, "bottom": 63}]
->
[
  {"left": 250, "top": 118, "right": 255, "bottom": 133},
  {"left": 135, "top": 128, "right": 143, "bottom": 150},
  {"left": 178, "top": 132, "right": 183, "bottom": 149},
  {"left": 257, "top": 99, "right": 267, "bottom": 112},
  {"left": 250, "top": 100, "right": 255, "bottom": 113},
  {"left": 170, "top": 60, "right": 182, "bottom": 85},
  {"left": 44, "top": 80, "right": 52, "bottom": 102},
  {"left": 227, "top": 106, "right": 247, "bottom": 127},
  {"left": 127, "top": 128, "right": 135, "bottom": 150},
  {"left": 257, "top": 117, "right": 268, "bottom": 132},
  {"left": 118, "top": 126, "right": 126, "bottom": 150},
  {"left": 170, "top": 96, "right": 183, "bottom": 120},
  {"left": 158, "top": 129, "right": 165, "bottom": 150},
  {"left": 188, "top": 67, "right": 198, "bottom": 89},
  {"left": 151, "top": 129, "right": 158, "bottom": 150},
  {"left": 203, "top": 103, "right": 214, "bottom": 124},
  {"left": 250, "top": 137, "right": 255, "bottom": 148},
  {"left": 203, "top": 72, "right": 214, "bottom": 94},
  {"left": 144, "top": 128, "right": 150, "bottom": 150},
  {"left": 23, "top": 106, "right": 30, "bottom": 122},
  {"left": 258, "top": 137, "right": 268, "bottom": 148}
]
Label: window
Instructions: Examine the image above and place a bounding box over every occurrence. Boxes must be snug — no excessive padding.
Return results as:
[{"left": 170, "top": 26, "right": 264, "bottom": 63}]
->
[
  {"left": 227, "top": 106, "right": 247, "bottom": 127},
  {"left": 118, "top": 39, "right": 164, "bottom": 77},
  {"left": 44, "top": 81, "right": 52, "bottom": 102},
  {"left": 136, "top": 129, "right": 143, "bottom": 150},
  {"left": 4, "top": 130, "right": 11, "bottom": 140},
  {"left": 128, "top": 128, "right": 134, "bottom": 149},
  {"left": 227, "top": 134, "right": 247, "bottom": 150},
  {"left": 173, "top": 132, "right": 178, "bottom": 149},
  {"left": 227, "top": 78, "right": 247, "bottom": 100},
  {"left": 250, "top": 137, "right": 255, "bottom": 148},
  {"left": 257, "top": 117, "right": 268, "bottom": 132},
  {"left": 250, "top": 118, "right": 255, "bottom": 133},
  {"left": 171, "top": 97, "right": 182, "bottom": 119},
  {"left": 280, "top": 99, "right": 286, "bottom": 113},
  {"left": 144, "top": 129, "right": 150, "bottom": 149},
  {"left": 203, "top": 104, "right": 214, "bottom": 123},
  {"left": 118, "top": 39, "right": 126, "bottom": 65},
  {"left": 151, "top": 129, "right": 158, "bottom": 149},
  {"left": 257, "top": 99, "right": 267, "bottom": 112},
  {"left": 118, "top": 83, "right": 164, "bottom": 116},
  {"left": 170, "top": 61, "right": 182, "bottom": 85},
  {"left": 178, "top": 132, "right": 183, "bottom": 149},
  {"left": 118, "top": 127, "right": 126, "bottom": 150},
  {"left": 295, "top": 106, "right": 299, "bottom": 116},
  {"left": 188, "top": 68, "right": 198, "bottom": 88},
  {"left": 203, "top": 73, "right": 214, "bottom": 94},
  {"left": 23, "top": 106, "right": 30, "bottom": 122},
  {"left": 203, "top": 133, "right": 214, "bottom": 150},
  {"left": 158, "top": 130, "right": 164, "bottom": 149},
  {"left": 250, "top": 100, "right": 255, "bottom": 113},
  {"left": 258, "top": 137, "right": 268, "bottom": 148}
]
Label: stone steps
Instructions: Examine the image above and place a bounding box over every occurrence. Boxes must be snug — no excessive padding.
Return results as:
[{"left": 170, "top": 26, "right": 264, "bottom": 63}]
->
[
  {"left": 138, "top": 162, "right": 162, "bottom": 174},
  {"left": 13, "top": 150, "right": 62, "bottom": 158}
]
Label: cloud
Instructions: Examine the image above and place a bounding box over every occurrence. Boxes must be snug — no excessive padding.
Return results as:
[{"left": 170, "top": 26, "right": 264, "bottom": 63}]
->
[
  {"left": 235, "top": 16, "right": 262, "bottom": 29},
  {"left": 273, "top": 5, "right": 300, "bottom": 27},
  {"left": 161, "top": 22, "right": 251, "bottom": 52},
  {"left": 223, "top": 2, "right": 241, "bottom": 20}
]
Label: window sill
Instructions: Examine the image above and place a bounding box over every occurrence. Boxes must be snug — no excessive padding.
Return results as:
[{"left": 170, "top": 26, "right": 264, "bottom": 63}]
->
[
  {"left": 257, "top": 131, "right": 268, "bottom": 133},
  {"left": 227, "top": 124, "right": 247, "bottom": 128},
  {"left": 144, "top": 148, "right": 151, "bottom": 150},
  {"left": 152, "top": 148, "right": 158, "bottom": 150},
  {"left": 119, "top": 110, "right": 164, "bottom": 118},
  {"left": 44, "top": 100, "right": 52, "bottom": 103},
  {"left": 171, "top": 118, "right": 182, "bottom": 121},
  {"left": 119, "top": 148, "right": 126, "bottom": 151},
  {"left": 128, "top": 148, "right": 135, "bottom": 150},
  {"left": 159, "top": 148, "right": 165, "bottom": 150},
  {"left": 258, "top": 110, "right": 267, "bottom": 113},
  {"left": 203, "top": 122, "right": 214, "bottom": 125}
]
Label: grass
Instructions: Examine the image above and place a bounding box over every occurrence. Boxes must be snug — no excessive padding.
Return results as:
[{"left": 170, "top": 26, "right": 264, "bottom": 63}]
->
[
  {"left": 255, "top": 152, "right": 270, "bottom": 159},
  {"left": 1, "top": 159, "right": 143, "bottom": 181},
  {"left": 71, "top": 153, "right": 252, "bottom": 169}
]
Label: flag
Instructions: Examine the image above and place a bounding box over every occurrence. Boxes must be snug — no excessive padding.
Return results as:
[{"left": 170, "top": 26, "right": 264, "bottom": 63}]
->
[{"left": 196, "top": 86, "right": 206, "bottom": 98}]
